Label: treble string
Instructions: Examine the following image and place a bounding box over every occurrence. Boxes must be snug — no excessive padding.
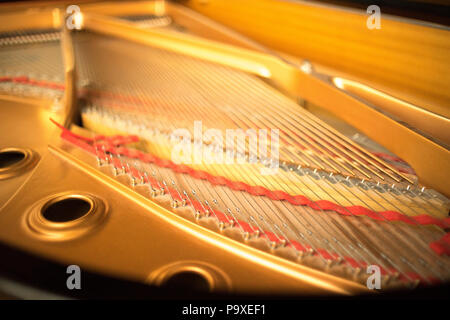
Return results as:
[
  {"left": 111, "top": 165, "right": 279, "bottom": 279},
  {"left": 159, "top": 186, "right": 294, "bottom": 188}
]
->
[
  {"left": 171, "top": 71, "right": 414, "bottom": 278},
  {"left": 230, "top": 161, "right": 369, "bottom": 270},
  {"left": 198, "top": 159, "right": 336, "bottom": 264},
  {"left": 178, "top": 62, "right": 444, "bottom": 280},
  {"left": 295, "top": 167, "right": 436, "bottom": 283},
  {"left": 328, "top": 174, "right": 446, "bottom": 280},
  {"left": 80, "top": 34, "right": 449, "bottom": 286},
  {"left": 151, "top": 81, "right": 351, "bottom": 264},
  {"left": 240, "top": 161, "right": 398, "bottom": 276}
]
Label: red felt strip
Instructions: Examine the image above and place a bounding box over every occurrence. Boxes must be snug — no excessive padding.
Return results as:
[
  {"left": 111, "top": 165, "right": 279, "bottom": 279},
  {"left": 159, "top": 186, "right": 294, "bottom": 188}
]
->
[
  {"left": 0, "top": 75, "right": 422, "bottom": 175},
  {"left": 52, "top": 121, "right": 448, "bottom": 283},
  {"left": 52, "top": 121, "right": 450, "bottom": 259},
  {"left": 429, "top": 233, "right": 450, "bottom": 256}
]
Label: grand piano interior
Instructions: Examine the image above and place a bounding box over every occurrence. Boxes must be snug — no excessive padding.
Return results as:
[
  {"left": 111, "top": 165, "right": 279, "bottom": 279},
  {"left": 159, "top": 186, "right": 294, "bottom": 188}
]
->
[{"left": 0, "top": 0, "right": 449, "bottom": 299}]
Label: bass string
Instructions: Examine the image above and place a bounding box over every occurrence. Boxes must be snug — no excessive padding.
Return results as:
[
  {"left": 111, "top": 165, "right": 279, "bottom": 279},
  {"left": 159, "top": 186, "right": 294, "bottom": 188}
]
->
[
  {"left": 82, "top": 102, "right": 442, "bottom": 220},
  {"left": 125, "top": 108, "right": 341, "bottom": 265},
  {"left": 227, "top": 67, "right": 413, "bottom": 183},
  {"left": 140, "top": 110, "right": 327, "bottom": 251},
  {"left": 166, "top": 52, "right": 362, "bottom": 177},
  {"left": 135, "top": 138, "right": 361, "bottom": 267},
  {"left": 78, "top": 33, "right": 446, "bottom": 282},
  {"left": 149, "top": 62, "right": 438, "bottom": 216},
  {"left": 121, "top": 80, "right": 372, "bottom": 267},
  {"left": 153, "top": 131, "right": 318, "bottom": 254},
  {"left": 81, "top": 40, "right": 400, "bottom": 190},
  {"left": 87, "top": 37, "right": 362, "bottom": 179},
  {"left": 134, "top": 110, "right": 403, "bottom": 279},
  {"left": 89, "top": 122, "right": 438, "bottom": 282},
  {"left": 136, "top": 115, "right": 274, "bottom": 240},
  {"left": 85, "top": 101, "right": 440, "bottom": 278},
  {"left": 147, "top": 84, "right": 436, "bottom": 276},
  {"left": 174, "top": 52, "right": 399, "bottom": 182},
  {"left": 78, "top": 31, "right": 414, "bottom": 185},
  {"left": 224, "top": 107, "right": 345, "bottom": 175}
]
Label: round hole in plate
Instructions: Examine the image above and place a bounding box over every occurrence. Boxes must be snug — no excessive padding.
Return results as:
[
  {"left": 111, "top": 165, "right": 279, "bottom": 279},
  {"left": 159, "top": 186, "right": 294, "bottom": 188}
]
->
[
  {"left": 26, "top": 192, "right": 107, "bottom": 241},
  {"left": 161, "top": 271, "right": 211, "bottom": 292},
  {"left": 0, "top": 150, "right": 25, "bottom": 168},
  {"left": 42, "top": 197, "right": 92, "bottom": 223}
]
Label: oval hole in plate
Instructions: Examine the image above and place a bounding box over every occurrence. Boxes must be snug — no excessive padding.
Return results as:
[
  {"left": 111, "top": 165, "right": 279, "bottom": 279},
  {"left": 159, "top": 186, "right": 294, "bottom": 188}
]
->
[
  {"left": 161, "top": 271, "right": 211, "bottom": 292},
  {"left": 42, "top": 197, "right": 92, "bottom": 223},
  {"left": 0, "top": 150, "right": 25, "bottom": 168}
]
